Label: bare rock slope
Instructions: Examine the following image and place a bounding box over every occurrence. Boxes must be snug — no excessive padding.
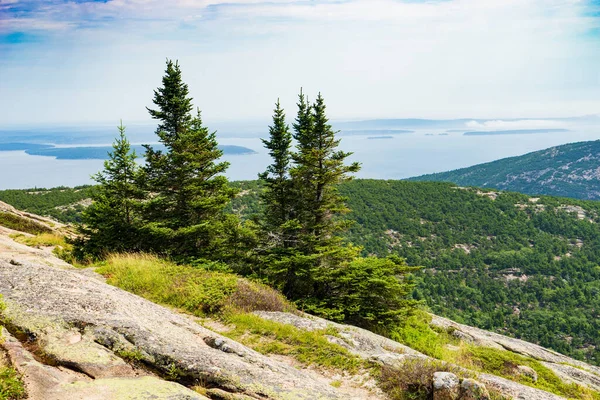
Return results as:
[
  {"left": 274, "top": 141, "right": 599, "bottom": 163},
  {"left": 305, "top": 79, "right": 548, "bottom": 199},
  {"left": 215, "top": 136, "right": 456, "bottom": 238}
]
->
[{"left": 0, "top": 258, "right": 342, "bottom": 400}]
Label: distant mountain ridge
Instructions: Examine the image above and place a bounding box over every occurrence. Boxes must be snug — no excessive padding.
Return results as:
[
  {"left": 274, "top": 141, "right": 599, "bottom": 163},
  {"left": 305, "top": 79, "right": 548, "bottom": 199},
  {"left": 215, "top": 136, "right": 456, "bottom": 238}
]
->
[{"left": 410, "top": 140, "right": 600, "bottom": 200}]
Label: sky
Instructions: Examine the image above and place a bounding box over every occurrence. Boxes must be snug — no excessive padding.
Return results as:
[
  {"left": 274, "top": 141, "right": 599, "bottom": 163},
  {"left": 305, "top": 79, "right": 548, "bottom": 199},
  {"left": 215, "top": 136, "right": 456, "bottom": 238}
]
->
[{"left": 0, "top": 0, "right": 599, "bottom": 126}]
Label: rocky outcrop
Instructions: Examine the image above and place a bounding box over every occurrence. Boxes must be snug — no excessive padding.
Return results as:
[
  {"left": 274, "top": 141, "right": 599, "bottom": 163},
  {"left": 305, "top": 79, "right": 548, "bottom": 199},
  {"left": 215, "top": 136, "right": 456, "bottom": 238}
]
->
[
  {"left": 254, "top": 311, "right": 575, "bottom": 400},
  {"left": 430, "top": 314, "right": 600, "bottom": 392},
  {"left": 0, "top": 259, "right": 342, "bottom": 400},
  {"left": 1, "top": 328, "right": 208, "bottom": 400},
  {"left": 1, "top": 203, "right": 600, "bottom": 400},
  {"left": 253, "top": 311, "right": 425, "bottom": 367},
  {"left": 432, "top": 372, "right": 460, "bottom": 399}
]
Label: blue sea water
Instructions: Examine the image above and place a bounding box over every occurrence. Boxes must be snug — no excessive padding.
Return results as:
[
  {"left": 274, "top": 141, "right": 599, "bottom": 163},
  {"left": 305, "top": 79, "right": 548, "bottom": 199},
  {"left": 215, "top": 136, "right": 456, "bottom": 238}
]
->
[{"left": 0, "top": 122, "right": 598, "bottom": 190}]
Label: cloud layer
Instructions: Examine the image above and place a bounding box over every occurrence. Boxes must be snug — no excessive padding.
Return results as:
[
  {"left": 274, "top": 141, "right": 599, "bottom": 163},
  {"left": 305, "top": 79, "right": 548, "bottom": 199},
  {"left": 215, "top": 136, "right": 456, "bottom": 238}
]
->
[{"left": 0, "top": 0, "right": 599, "bottom": 125}]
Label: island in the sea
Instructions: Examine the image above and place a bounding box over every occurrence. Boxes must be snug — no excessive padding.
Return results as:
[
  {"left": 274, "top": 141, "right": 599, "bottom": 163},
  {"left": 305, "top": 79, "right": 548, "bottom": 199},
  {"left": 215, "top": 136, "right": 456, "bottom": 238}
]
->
[{"left": 0, "top": 143, "right": 257, "bottom": 160}]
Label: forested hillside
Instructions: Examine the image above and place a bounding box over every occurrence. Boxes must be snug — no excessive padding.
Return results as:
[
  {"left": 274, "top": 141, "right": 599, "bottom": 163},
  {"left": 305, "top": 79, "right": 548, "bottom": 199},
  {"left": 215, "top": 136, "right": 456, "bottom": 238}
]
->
[
  {"left": 410, "top": 140, "right": 600, "bottom": 200},
  {"left": 3, "top": 179, "right": 600, "bottom": 365},
  {"left": 0, "top": 186, "right": 93, "bottom": 222},
  {"left": 230, "top": 179, "right": 600, "bottom": 365}
]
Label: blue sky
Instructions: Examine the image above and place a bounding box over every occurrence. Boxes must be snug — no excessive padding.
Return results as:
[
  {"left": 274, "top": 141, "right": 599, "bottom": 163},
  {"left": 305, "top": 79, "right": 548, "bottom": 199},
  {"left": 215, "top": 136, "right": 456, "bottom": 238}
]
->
[{"left": 0, "top": 0, "right": 599, "bottom": 125}]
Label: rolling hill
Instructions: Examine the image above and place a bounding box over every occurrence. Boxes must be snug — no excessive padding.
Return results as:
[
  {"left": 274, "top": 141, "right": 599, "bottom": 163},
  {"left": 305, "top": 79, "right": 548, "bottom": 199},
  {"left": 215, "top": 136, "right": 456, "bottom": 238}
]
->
[{"left": 409, "top": 140, "right": 600, "bottom": 200}]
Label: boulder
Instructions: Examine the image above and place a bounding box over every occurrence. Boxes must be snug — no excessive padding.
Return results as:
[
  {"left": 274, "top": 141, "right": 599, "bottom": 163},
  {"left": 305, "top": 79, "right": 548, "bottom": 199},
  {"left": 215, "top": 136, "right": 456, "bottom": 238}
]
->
[
  {"left": 516, "top": 365, "right": 538, "bottom": 382},
  {"left": 433, "top": 371, "right": 460, "bottom": 400},
  {"left": 460, "top": 378, "right": 490, "bottom": 400}
]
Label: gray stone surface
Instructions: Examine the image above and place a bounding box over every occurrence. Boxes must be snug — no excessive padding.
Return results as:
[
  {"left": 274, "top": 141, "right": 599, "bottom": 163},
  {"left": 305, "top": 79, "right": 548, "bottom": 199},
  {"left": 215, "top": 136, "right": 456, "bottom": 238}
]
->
[
  {"left": 516, "top": 365, "right": 538, "bottom": 383},
  {"left": 0, "top": 260, "right": 342, "bottom": 400},
  {"left": 432, "top": 371, "right": 460, "bottom": 400},
  {"left": 254, "top": 311, "right": 425, "bottom": 367},
  {"left": 2, "top": 328, "right": 208, "bottom": 400}
]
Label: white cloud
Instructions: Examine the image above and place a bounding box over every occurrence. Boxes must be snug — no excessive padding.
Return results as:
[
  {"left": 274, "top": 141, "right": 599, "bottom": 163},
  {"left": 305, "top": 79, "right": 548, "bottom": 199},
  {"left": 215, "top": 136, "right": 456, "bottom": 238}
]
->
[
  {"left": 0, "top": 0, "right": 598, "bottom": 124},
  {"left": 465, "top": 120, "right": 566, "bottom": 130}
]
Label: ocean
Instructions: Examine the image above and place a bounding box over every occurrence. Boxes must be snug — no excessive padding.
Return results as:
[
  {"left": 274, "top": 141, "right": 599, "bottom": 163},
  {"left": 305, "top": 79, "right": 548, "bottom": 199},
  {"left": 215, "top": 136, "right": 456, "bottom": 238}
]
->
[{"left": 0, "top": 121, "right": 598, "bottom": 189}]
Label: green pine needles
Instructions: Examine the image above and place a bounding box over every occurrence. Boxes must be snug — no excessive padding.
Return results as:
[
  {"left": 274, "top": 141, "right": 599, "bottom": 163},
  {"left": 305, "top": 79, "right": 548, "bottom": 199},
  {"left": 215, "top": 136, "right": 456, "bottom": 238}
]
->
[
  {"left": 258, "top": 90, "right": 418, "bottom": 331},
  {"left": 75, "top": 61, "right": 418, "bottom": 333}
]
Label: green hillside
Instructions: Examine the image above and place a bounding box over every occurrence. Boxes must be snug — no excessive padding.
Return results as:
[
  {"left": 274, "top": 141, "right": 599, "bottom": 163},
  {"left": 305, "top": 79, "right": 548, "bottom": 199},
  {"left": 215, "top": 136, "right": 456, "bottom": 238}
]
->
[
  {"left": 2, "top": 180, "right": 600, "bottom": 365},
  {"left": 0, "top": 186, "right": 94, "bottom": 223},
  {"left": 232, "top": 179, "right": 600, "bottom": 365},
  {"left": 410, "top": 140, "right": 600, "bottom": 200}
]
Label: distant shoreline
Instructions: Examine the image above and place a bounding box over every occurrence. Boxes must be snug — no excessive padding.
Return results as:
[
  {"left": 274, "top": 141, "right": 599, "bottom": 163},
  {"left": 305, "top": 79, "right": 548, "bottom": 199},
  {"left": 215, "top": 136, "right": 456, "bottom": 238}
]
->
[{"left": 464, "top": 129, "right": 570, "bottom": 136}]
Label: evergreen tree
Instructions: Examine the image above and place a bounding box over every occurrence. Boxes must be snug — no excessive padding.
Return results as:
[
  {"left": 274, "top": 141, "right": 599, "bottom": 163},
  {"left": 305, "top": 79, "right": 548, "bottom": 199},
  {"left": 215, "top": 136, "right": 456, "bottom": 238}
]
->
[
  {"left": 77, "top": 121, "right": 143, "bottom": 257},
  {"left": 146, "top": 60, "right": 193, "bottom": 146},
  {"left": 258, "top": 100, "right": 300, "bottom": 285},
  {"left": 259, "top": 99, "right": 294, "bottom": 235},
  {"left": 257, "top": 91, "right": 416, "bottom": 331},
  {"left": 292, "top": 92, "right": 360, "bottom": 244},
  {"left": 280, "top": 91, "right": 362, "bottom": 300},
  {"left": 142, "top": 60, "right": 236, "bottom": 258}
]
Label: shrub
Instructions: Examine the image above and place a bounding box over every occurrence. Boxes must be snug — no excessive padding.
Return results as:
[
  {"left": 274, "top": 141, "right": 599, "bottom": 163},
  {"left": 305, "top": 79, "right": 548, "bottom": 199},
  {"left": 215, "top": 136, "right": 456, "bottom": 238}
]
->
[
  {"left": 300, "top": 255, "right": 420, "bottom": 333},
  {"left": 227, "top": 280, "right": 293, "bottom": 313},
  {"left": 391, "top": 312, "right": 456, "bottom": 360}
]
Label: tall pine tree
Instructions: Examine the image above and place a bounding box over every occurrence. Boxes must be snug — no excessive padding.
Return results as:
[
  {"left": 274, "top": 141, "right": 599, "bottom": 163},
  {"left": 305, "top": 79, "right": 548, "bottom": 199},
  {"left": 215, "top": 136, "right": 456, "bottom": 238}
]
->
[
  {"left": 291, "top": 92, "right": 360, "bottom": 251},
  {"left": 259, "top": 99, "right": 294, "bottom": 234},
  {"left": 142, "top": 60, "right": 236, "bottom": 258},
  {"left": 258, "top": 100, "right": 301, "bottom": 286},
  {"left": 77, "top": 121, "right": 144, "bottom": 258}
]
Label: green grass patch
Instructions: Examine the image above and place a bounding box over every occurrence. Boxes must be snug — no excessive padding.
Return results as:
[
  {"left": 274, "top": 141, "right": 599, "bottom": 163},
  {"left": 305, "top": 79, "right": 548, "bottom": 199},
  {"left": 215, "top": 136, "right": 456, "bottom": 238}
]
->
[
  {"left": 0, "top": 367, "right": 25, "bottom": 400},
  {"left": 95, "top": 253, "right": 293, "bottom": 316},
  {"left": 222, "top": 312, "right": 365, "bottom": 373},
  {"left": 0, "top": 212, "right": 51, "bottom": 235},
  {"left": 391, "top": 312, "right": 457, "bottom": 360},
  {"left": 391, "top": 313, "right": 600, "bottom": 399},
  {"left": 0, "top": 296, "right": 26, "bottom": 400},
  {"left": 10, "top": 233, "right": 66, "bottom": 248},
  {"left": 10, "top": 233, "right": 78, "bottom": 265}
]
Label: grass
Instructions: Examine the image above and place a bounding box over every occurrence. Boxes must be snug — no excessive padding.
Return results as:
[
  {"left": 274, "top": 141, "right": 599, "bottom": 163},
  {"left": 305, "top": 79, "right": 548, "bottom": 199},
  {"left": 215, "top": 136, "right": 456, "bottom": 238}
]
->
[
  {"left": 0, "top": 296, "right": 26, "bottom": 400},
  {"left": 0, "top": 212, "right": 52, "bottom": 235},
  {"left": 222, "top": 313, "right": 365, "bottom": 372},
  {"left": 92, "top": 254, "right": 600, "bottom": 398},
  {"left": 464, "top": 347, "right": 600, "bottom": 400},
  {"left": 10, "top": 233, "right": 66, "bottom": 248},
  {"left": 0, "top": 367, "right": 25, "bottom": 400},
  {"left": 95, "top": 253, "right": 293, "bottom": 316},
  {"left": 95, "top": 253, "right": 364, "bottom": 373},
  {"left": 10, "top": 232, "right": 77, "bottom": 265}
]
